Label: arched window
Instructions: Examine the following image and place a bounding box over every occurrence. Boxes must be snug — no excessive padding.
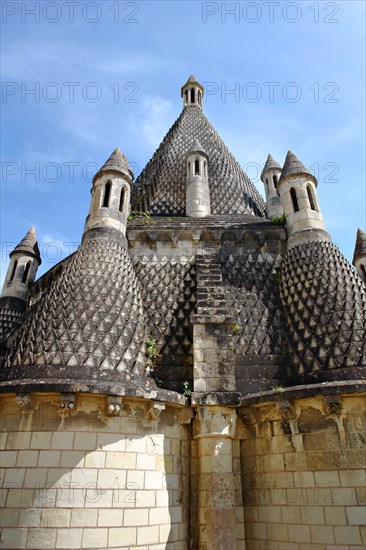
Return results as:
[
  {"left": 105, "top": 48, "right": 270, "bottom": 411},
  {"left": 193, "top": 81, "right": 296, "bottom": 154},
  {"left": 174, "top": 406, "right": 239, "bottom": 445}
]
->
[
  {"left": 307, "top": 185, "right": 317, "bottom": 211},
  {"left": 194, "top": 159, "right": 200, "bottom": 175},
  {"left": 22, "top": 261, "right": 31, "bottom": 284},
  {"left": 361, "top": 264, "right": 366, "bottom": 279},
  {"left": 185, "top": 90, "right": 188, "bottom": 103},
  {"left": 9, "top": 260, "right": 18, "bottom": 282},
  {"left": 102, "top": 181, "right": 111, "bottom": 208},
  {"left": 119, "top": 187, "right": 126, "bottom": 213},
  {"left": 198, "top": 90, "right": 202, "bottom": 104},
  {"left": 190, "top": 88, "right": 195, "bottom": 103},
  {"left": 273, "top": 174, "right": 278, "bottom": 188},
  {"left": 188, "top": 161, "right": 191, "bottom": 175},
  {"left": 204, "top": 161, "right": 207, "bottom": 178},
  {"left": 290, "top": 187, "right": 299, "bottom": 212}
]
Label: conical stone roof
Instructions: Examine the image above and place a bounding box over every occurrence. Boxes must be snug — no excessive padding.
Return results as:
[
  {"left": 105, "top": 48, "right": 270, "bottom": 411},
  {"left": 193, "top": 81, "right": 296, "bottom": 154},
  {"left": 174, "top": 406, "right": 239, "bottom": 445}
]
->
[
  {"left": 181, "top": 75, "right": 204, "bottom": 95},
  {"left": 131, "top": 106, "right": 266, "bottom": 216},
  {"left": 280, "top": 240, "right": 366, "bottom": 381},
  {"left": 353, "top": 228, "right": 366, "bottom": 263},
  {"left": 261, "top": 154, "right": 281, "bottom": 180},
  {"left": 11, "top": 226, "right": 41, "bottom": 263},
  {"left": 187, "top": 138, "right": 207, "bottom": 156},
  {"left": 2, "top": 236, "right": 152, "bottom": 393},
  {"left": 94, "top": 147, "right": 134, "bottom": 182},
  {"left": 278, "top": 150, "right": 316, "bottom": 186}
]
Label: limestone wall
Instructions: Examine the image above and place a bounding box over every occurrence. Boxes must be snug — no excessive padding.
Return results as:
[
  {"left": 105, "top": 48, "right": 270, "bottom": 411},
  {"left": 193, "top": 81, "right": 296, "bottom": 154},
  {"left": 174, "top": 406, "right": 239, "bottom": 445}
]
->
[
  {"left": 0, "top": 393, "right": 190, "bottom": 550},
  {"left": 239, "top": 393, "right": 366, "bottom": 550}
]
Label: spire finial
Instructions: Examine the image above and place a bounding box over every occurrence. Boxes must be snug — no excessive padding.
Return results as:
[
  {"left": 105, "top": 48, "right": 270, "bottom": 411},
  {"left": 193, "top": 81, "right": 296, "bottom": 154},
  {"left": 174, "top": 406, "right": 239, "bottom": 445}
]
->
[{"left": 181, "top": 75, "right": 204, "bottom": 109}]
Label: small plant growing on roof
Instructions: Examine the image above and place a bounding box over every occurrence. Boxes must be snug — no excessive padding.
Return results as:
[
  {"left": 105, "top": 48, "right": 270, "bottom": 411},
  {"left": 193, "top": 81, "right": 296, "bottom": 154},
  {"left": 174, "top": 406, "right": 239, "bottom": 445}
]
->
[
  {"left": 128, "top": 210, "right": 151, "bottom": 225},
  {"left": 183, "top": 381, "right": 192, "bottom": 397},
  {"left": 145, "top": 336, "right": 161, "bottom": 375},
  {"left": 272, "top": 213, "right": 287, "bottom": 226},
  {"left": 274, "top": 385, "right": 285, "bottom": 393},
  {"left": 232, "top": 322, "right": 243, "bottom": 334}
]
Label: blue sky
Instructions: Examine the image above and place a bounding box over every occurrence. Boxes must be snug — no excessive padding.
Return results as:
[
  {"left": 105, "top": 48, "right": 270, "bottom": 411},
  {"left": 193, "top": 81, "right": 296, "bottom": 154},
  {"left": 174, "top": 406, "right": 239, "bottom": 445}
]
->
[{"left": 1, "top": 0, "right": 365, "bottom": 284}]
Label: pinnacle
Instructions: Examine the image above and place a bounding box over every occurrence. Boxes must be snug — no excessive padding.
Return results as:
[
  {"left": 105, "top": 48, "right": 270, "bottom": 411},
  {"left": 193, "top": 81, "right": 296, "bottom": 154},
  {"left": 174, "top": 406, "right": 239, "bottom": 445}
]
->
[
  {"left": 261, "top": 154, "right": 281, "bottom": 180},
  {"left": 278, "top": 150, "right": 316, "bottom": 185},
  {"left": 94, "top": 147, "right": 133, "bottom": 182},
  {"left": 188, "top": 138, "right": 207, "bottom": 155},
  {"left": 11, "top": 226, "right": 41, "bottom": 262},
  {"left": 353, "top": 228, "right": 366, "bottom": 263}
]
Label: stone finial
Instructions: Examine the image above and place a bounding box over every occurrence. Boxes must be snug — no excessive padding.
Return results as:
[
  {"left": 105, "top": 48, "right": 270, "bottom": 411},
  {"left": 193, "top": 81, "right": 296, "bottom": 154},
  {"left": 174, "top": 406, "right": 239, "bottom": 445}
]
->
[{"left": 181, "top": 75, "right": 204, "bottom": 109}]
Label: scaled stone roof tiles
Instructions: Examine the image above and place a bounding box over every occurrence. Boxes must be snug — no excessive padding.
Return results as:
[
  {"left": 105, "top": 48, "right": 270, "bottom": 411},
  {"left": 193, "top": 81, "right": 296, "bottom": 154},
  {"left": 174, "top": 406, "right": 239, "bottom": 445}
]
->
[
  {"left": 131, "top": 105, "right": 266, "bottom": 217},
  {"left": 280, "top": 240, "right": 366, "bottom": 378},
  {"left": 4, "top": 237, "right": 147, "bottom": 380}
]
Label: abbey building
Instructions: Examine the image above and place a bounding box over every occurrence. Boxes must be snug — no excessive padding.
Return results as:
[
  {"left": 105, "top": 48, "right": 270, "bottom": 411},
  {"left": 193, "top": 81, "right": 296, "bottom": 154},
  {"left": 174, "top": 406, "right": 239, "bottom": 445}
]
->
[{"left": 0, "top": 76, "right": 365, "bottom": 550}]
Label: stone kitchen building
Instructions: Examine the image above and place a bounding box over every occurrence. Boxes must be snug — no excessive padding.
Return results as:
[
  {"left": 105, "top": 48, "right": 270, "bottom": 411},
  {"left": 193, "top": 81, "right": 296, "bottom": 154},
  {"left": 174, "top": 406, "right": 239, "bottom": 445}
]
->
[{"left": 0, "top": 76, "right": 365, "bottom": 550}]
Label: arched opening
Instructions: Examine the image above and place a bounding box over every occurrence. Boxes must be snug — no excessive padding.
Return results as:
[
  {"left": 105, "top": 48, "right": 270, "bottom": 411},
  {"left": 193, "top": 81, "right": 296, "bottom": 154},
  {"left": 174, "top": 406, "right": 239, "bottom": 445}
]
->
[
  {"left": 361, "top": 264, "right": 366, "bottom": 279},
  {"left": 102, "top": 181, "right": 111, "bottom": 208},
  {"left": 307, "top": 185, "right": 317, "bottom": 211},
  {"left": 119, "top": 187, "right": 126, "bottom": 213},
  {"left": 190, "top": 88, "right": 195, "bottom": 103},
  {"left": 188, "top": 161, "right": 191, "bottom": 176},
  {"left": 9, "top": 260, "right": 18, "bottom": 282},
  {"left": 204, "top": 161, "right": 207, "bottom": 178},
  {"left": 194, "top": 159, "right": 200, "bottom": 175},
  {"left": 22, "top": 261, "right": 31, "bottom": 284},
  {"left": 290, "top": 187, "right": 299, "bottom": 212},
  {"left": 198, "top": 90, "right": 202, "bottom": 104},
  {"left": 184, "top": 90, "right": 188, "bottom": 103},
  {"left": 273, "top": 174, "right": 278, "bottom": 188}
]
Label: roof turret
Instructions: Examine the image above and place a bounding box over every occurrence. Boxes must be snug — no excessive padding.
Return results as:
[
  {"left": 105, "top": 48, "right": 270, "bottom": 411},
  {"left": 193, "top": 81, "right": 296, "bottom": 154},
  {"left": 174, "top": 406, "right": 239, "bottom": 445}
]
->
[
  {"left": 278, "top": 150, "right": 317, "bottom": 186},
  {"left": 353, "top": 228, "right": 366, "bottom": 263},
  {"left": 186, "top": 138, "right": 208, "bottom": 158},
  {"left": 10, "top": 226, "right": 41, "bottom": 264},
  {"left": 93, "top": 147, "right": 133, "bottom": 183},
  {"left": 261, "top": 154, "right": 281, "bottom": 181}
]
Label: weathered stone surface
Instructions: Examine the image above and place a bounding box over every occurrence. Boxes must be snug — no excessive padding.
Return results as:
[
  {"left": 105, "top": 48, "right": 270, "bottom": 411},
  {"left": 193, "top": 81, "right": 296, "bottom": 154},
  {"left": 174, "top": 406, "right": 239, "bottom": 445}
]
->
[
  {"left": 280, "top": 240, "right": 366, "bottom": 380},
  {"left": 131, "top": 105, "right": 265, "bottom": 217}
]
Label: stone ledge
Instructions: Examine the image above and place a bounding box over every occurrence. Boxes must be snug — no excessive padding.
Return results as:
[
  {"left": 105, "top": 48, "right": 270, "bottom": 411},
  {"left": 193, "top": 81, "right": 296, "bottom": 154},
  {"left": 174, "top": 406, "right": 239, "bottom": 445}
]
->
[
  {"left": 240, "top": 379, "right": 366, "bottom": 407},
  {"left": 191, "top": 391, "right": 242, "bottom": 406}
]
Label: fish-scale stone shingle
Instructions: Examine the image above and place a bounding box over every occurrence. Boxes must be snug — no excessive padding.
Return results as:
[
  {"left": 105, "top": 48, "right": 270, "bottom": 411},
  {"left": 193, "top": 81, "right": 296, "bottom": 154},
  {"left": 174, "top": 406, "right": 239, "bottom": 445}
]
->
[
  {"left": 132, "top": 105, "right": 266, "bottom": 217},
  {"left": 2, "top": 236, "right": 148, "bottom": 389},
  {"left": 280, "top": 240, "right": 366, "bottom": 379}
]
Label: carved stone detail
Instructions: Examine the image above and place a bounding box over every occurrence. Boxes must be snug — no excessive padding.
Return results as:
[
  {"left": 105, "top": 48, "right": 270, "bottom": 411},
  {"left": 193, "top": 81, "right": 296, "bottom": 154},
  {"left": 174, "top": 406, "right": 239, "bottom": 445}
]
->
[{"left": 194, "top": 405, "right": 237, "bottom": 439}]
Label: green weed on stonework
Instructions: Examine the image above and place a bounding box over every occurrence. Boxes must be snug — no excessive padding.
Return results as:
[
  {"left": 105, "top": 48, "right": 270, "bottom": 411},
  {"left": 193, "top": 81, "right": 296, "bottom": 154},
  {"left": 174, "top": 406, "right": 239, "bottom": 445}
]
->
[
  {"left": 272, "top": 214, "right": 287, "bottom": 226},
  {"left": 128, "top": 210, "right": 151, "bottom": 225}
]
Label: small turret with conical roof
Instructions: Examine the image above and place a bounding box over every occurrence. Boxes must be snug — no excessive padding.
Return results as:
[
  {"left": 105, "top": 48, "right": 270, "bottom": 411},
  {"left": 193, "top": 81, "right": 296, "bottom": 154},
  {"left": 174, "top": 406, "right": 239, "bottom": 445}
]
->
[
  {"left": 277, "top": 150, "right": 328, "bottom": 245},
  {"left": 261, "top": 154, "right": 283, "bottom": 220},
  {"left": 353, "top": 228, "right": 366, "bottom": 282},
  {"left": 181, "top": 75, "right": 204, "bottom": 109},
  {"left": 84, "top": 147, "right": 134, "bottom": 240},
  {"left": 185, "top": 138, "right": 210, "bottom": 218},
  {"left": 0, "top": 226, "right": 41, "bottom": 313}
]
